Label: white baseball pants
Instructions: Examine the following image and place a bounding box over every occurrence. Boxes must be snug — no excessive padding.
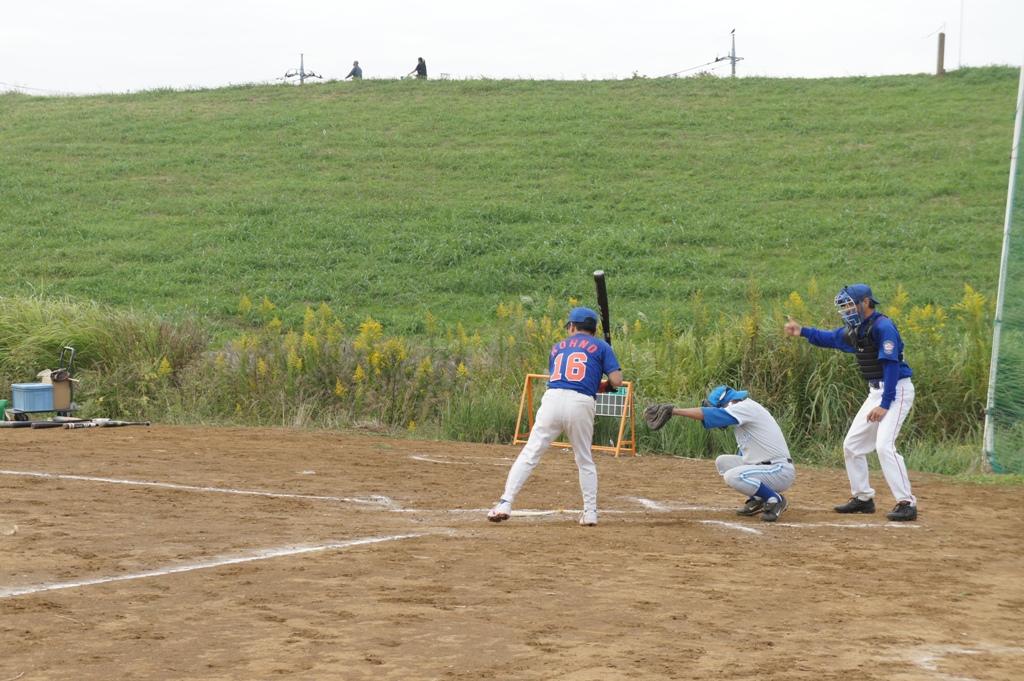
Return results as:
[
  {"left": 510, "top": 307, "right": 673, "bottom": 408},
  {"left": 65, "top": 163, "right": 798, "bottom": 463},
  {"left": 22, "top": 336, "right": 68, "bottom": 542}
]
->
[
  {"left": 843, "top": 378, "right": 916, "bottom": 504},
  {"left": 715, "top": 455, "right": 795, "bottom": 498},
  {"left": 501, "top": 388, "right": 598, "bottom": 512}
]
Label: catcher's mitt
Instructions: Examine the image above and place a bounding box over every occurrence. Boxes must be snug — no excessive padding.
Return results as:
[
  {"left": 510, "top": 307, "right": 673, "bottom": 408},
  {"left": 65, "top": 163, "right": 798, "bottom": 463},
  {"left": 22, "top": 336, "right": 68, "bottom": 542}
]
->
[{"left": 643, "top": 403, "right": 675, "bottom": 431}]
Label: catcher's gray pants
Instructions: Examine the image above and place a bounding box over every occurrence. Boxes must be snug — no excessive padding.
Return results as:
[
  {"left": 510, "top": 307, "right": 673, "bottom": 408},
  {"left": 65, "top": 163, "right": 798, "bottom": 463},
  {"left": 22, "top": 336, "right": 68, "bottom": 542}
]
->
[
  {"left": 715, "top": 455, "right": 795, "bottom": 498},
  {"left": 500, "top": 389, "right": 598, "bottom": 512}
]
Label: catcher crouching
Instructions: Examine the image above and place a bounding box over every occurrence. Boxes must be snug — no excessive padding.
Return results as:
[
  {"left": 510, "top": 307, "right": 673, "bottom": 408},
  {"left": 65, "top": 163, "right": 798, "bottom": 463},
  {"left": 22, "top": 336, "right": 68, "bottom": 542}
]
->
[{"left": 644, "top": 386, "right": 795, "bottom": 522}]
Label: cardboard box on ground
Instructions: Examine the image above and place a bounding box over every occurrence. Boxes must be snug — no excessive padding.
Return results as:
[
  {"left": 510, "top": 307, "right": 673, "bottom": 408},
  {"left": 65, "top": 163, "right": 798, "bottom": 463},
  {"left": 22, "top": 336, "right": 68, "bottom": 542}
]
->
[{"left": 37, "top": 369, "right": 78, "bottom": 411}]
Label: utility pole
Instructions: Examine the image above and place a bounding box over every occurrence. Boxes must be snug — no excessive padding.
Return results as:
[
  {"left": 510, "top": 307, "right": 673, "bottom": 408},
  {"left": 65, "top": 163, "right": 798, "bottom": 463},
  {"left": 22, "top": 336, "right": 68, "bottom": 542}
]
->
[
  {"left": 937, "top": 32, "right": 946, "bottom": 77},
  {"left": 730, "top": 29, "right": 738, "bottom": 77},
  {"left": 713, "top": 29, "right": 744, "bottom": 77},
  {"left": 283, "top": 54, "right": 322, "bottom": 85}
]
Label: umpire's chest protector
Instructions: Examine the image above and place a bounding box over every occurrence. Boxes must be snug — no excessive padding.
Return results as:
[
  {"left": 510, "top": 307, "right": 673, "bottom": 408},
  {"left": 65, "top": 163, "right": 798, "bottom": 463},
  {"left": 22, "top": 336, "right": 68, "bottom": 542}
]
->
[{"left": 843, "top": 317, "right": 888, "bottom": 381}]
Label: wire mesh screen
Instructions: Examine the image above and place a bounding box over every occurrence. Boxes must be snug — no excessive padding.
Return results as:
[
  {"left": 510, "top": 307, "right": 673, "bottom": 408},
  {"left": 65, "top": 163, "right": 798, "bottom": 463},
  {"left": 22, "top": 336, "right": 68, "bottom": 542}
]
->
[{"left": 985, "top": 65, "right": 1024, "bottom": 474}]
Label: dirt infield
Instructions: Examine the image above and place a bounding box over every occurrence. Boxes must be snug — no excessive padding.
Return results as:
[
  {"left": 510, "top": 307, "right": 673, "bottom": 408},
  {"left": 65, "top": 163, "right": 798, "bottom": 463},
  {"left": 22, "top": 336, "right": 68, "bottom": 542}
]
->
[{"left": 1, "top": 426, "right": 1022, "bottom": 681}]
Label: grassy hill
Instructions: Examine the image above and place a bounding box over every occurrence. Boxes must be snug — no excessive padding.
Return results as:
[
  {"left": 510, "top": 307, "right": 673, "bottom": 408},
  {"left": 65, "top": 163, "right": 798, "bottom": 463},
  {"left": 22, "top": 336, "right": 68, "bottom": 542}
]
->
[{"left": 0, "top": 67, "right": 1018, "bottom": 333}]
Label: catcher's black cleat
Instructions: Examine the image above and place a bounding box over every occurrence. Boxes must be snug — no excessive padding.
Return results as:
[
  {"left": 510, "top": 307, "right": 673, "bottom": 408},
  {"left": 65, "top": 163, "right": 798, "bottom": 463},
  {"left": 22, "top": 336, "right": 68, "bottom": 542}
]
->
[
  {"left": 736, "top": 497, "right": 765, "bottom": 516},
  {"left": 834, "top": 497, "right": 875, "bottom": 514},
  {"left": 886, "top": 501, "right": 918, "bottom": 522},
  {"left": 760, "top": 495, "right": 787, "bottom": 522}
]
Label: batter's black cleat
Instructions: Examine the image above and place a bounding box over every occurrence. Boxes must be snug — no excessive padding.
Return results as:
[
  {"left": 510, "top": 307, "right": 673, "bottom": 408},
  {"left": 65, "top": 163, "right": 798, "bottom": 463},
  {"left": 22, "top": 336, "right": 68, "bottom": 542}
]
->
[
  {"left": 834, "top": 497, "right": 875, "bottom": 514},
  {"left": 760, "top": 495, "right": 787, "bottom": 522},
  {"left": 736, "top": 497, "right": 765, "bottom": 516},
  {"left": 886, "top": 501, "right": 918, "bottom": 522}
]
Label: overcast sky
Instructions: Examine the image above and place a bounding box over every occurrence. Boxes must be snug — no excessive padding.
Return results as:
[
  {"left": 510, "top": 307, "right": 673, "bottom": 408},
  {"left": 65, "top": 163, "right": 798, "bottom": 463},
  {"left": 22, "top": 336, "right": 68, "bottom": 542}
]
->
[{"left": 2, "top": 1, "right": 1022, "bottom": 95}]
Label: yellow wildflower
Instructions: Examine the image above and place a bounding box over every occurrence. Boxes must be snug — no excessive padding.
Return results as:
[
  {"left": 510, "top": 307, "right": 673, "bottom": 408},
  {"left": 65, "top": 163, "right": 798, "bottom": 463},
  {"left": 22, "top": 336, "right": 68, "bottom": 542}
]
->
[
  {"left": 952, "top": 284, "right": 986, "bottom": 325},
  {"left": 287, "top": 347, "right": 303, "bottom": 373},
  {"left": 317, "top": 302, "right": 334, "bottom": 324},
  {"left": 355, "top": 316, "right": 383, "bottom": 351},
  {"left": 258, "top": 296, "right": 275, "bottom": 319},
  {"left": 303, "top": 331, "right": 319, "bottom": 356}
]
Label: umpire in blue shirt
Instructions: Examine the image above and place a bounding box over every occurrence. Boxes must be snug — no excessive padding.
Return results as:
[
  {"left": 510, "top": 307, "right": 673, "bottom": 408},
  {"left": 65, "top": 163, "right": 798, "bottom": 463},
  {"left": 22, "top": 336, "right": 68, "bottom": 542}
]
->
[{"left": 785, "top": 284, "right": 918, "bottom": 521}]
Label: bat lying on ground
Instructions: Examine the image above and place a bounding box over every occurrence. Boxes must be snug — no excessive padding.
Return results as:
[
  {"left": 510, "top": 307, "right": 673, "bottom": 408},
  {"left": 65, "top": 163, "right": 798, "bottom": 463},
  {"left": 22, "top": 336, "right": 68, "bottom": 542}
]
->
[
  {"left": 64, "top": 420, "right": 151, "bottom": 429},
  {"left": 2, "top": 416, "right": 89, "bottom": 428}
]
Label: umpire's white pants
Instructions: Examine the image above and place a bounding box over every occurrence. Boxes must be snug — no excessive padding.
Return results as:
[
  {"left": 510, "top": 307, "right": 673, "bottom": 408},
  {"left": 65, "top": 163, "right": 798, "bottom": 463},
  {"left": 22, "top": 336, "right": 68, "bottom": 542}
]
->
[
  {"left": 501, "top": 389, "right": 598, "bottom": 511},
  {"left": 715, "top": 455, "right": 795, "bottom": 498},
  {"left": 843, "top": 378, "right": 915, "bottom": 505}
]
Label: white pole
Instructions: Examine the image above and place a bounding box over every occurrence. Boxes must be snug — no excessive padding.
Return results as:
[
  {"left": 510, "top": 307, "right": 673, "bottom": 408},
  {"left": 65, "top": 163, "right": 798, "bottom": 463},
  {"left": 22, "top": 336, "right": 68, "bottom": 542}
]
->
[
  {"left": 731, "top": 30, "right": 737, "bottom": 77},
  {"left": 983, "top": 53, "right": 1024, "bottom": 465}
]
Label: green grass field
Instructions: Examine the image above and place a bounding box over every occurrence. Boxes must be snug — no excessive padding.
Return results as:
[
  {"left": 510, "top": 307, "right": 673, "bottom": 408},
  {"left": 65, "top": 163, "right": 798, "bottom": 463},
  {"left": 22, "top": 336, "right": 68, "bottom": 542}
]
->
[
  {"left": 1, "top": 68, "right": 1018, "bottom": 333},
  {"left": 1, "top": 68, "right": 1020, "bottom": 473}
]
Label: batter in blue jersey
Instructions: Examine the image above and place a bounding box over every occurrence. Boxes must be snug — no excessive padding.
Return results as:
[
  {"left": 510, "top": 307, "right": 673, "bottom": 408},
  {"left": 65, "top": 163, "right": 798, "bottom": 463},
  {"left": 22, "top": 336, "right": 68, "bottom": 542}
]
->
[{"left": 488, "top": 307, "right": 622, "bottom": 526}]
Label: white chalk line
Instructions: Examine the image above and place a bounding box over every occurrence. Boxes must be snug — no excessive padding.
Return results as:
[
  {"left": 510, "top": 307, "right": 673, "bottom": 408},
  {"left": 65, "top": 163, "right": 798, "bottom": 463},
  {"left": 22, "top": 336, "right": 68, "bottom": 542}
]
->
[
  {"left": 0, "top": 469, "right": 394, "bottom": 507},
  {"left": 625, "top": 497, "right": 921, "bottom": 526},
  {"left": 409, "top": 455, "right": 508, "bottom": 466},
  {"left": 410, "top": 455, "right": 472, "bottom": 465},
  {"left": 390, "top": 506, "right": 918, "bottom": 529},
  {"left": 694, "top": 520, "right": 763, "bottom": 535},
  {"left": 911, "top": 642, "right": 1024, "bottom": 678},
  {"left": 623, "top": 496, "right": 734, "bottom": 512},
  {"left": 0, "top": 533, "right": 425, "bottom": 599},
  {"left": 775, "top": 522, "right": 920, "bottom": 529}
]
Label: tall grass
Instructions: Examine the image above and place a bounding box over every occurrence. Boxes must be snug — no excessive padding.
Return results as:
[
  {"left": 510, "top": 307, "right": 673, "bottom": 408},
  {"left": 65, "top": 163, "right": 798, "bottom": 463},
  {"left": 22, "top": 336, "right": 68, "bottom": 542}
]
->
[{"left": 0, "top": 284, "right": 992, "bottom": 475}]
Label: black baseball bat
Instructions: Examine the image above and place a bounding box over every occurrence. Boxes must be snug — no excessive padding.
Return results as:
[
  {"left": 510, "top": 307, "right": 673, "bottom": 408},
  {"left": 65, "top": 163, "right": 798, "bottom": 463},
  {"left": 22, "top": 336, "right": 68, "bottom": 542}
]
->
[
  {"left": 594, "top": 270, "right": 612, "bottom": 346},
  {"left": 98, "top": 421, "right": 151, "bottom": 427}
]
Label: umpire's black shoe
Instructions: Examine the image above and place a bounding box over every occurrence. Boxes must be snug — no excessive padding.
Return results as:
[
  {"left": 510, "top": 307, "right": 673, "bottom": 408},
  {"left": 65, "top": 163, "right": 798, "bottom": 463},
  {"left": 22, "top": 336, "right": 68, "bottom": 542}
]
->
[
  {"left": 736, "top": 497, "right": 765, "bottom": 516},
  {"left": 834, "top": 497, "right": 875, "bottom": 514},
  {"left": 886, "top": 501, "right": 918, "bottom": 522},
  {"left": 760, "top": 495, "right": 787, "bottom": 522}
]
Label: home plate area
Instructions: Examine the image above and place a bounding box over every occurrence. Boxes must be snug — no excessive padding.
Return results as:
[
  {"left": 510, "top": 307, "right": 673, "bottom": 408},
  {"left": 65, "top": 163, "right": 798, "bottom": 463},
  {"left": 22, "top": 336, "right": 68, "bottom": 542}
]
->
[{"left": 1, "top": 426, "right": 1021, "bottom": 680}]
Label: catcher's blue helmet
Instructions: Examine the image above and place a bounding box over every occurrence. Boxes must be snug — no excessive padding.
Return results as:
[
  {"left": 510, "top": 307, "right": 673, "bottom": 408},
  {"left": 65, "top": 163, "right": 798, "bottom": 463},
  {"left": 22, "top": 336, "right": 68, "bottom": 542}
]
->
[
  {"left": 703, "top": 385, "right": 748, "bottom": 408},
  {"left": 834, "top": 284, "right": 878, "bottom": 328}
]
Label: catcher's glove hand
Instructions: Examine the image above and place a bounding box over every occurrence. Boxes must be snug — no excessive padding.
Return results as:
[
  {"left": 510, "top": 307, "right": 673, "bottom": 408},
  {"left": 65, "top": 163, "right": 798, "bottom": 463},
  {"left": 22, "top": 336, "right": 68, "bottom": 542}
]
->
[{"left": 643, "top": 403, "right": 675, "bottom": 431}]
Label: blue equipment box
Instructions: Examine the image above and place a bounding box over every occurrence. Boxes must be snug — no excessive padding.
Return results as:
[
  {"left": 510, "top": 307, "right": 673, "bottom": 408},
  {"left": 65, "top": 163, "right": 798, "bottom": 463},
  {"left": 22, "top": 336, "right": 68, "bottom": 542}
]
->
[{"left": 12, "top": 383, "right": 54, "bottom": 412}]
